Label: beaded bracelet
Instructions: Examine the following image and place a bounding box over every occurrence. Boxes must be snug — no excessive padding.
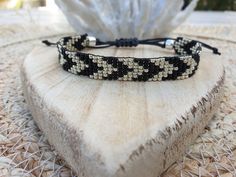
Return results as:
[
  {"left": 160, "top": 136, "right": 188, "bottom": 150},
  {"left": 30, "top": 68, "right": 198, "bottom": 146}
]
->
[{"left": 42, "top": 34, "right": 220, "bottom": 82}]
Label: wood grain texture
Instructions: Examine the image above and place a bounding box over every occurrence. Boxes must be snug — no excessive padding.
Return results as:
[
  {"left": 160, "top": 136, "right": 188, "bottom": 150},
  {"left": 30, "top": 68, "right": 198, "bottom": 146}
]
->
[{"left": 20, "top": 45, "right": 225, "bottom": 177}]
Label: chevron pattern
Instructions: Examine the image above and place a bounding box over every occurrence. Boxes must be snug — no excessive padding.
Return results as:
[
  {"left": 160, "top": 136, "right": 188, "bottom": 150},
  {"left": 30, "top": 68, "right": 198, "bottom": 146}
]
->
[{"left": 57, "top": 35, "right": 201, "bottom": 81}]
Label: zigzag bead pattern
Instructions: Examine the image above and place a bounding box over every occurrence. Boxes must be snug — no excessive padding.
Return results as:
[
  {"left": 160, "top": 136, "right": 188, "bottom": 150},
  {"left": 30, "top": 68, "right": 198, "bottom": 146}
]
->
[{"left": 57, "top": 34, "right": 202, "bottom": 81}]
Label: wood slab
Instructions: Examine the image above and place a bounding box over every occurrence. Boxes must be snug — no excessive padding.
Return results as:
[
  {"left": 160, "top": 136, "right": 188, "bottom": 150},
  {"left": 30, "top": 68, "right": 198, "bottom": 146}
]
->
[{"left": 20, "top": 45, "right": 225, "bottom": 177}]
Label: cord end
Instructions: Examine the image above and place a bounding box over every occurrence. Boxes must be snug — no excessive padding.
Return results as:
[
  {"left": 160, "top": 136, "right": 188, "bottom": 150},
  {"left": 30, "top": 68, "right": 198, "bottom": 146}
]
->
[
  {"left": 212, "top": 48, "right": 221, "bottom": 55},
  {"left": 42, "top": 40, "right": 57, "bottom": 46}
]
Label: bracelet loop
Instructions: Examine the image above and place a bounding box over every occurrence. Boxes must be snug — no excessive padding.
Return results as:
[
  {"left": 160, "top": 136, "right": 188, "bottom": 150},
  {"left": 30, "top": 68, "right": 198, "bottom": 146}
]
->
[{"left": 42, "top": 34, "right": 220, "bottom": 82}]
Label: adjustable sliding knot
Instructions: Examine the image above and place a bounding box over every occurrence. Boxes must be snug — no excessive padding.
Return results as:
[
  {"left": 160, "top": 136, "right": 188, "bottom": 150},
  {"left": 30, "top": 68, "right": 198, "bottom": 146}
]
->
[{"left": 115, "top": 38, "right": 139, "bottom": 47}]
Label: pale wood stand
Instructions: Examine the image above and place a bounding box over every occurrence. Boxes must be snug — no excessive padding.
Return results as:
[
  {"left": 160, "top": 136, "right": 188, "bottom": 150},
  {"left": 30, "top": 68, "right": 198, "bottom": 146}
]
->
[{"left": 20, "top": 45, "right": 225, "bottom": 177}]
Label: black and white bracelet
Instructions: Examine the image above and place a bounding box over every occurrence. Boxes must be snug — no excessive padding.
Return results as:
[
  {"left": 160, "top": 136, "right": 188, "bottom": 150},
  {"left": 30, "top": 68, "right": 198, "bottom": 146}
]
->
[{"left": 42, "top": 34, "right": 220, "bottom": 82}]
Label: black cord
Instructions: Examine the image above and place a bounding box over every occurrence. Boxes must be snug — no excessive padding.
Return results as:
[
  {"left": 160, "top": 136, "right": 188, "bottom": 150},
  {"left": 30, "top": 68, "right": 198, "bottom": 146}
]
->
[
  {"left": 93, "top": 37, "right": 221, "bottom": 55},
  {"left": 42, "top": 40, "right": 57, "bottom": 46},
  {"left": 196, "top": 41, "right": 221, "bottom": 55},
  {"left": 42, "top": 36, "right": 221, "bottom": 55}
]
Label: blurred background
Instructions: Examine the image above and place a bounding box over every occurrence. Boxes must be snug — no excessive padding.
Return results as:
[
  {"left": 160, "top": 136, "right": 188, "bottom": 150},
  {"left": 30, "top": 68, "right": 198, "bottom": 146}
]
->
[{"left": 0, "top": 0, "right": 236, "bottom": 10}]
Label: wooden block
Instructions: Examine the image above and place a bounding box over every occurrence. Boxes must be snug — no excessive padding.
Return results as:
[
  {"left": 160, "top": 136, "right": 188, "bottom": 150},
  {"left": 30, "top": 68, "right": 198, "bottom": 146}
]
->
[{"left": 20, "top": 45, "right": 225, "bottom": 177}]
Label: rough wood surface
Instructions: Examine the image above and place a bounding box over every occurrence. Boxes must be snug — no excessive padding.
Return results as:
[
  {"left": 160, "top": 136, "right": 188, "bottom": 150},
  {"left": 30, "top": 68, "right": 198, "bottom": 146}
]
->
[{"left": 20, "top": 44, "right": 225, "bottom": 177}]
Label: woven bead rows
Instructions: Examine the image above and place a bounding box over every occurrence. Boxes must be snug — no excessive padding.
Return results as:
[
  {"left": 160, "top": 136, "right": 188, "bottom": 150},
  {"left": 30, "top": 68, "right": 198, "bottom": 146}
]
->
[{"left": 57, "top": 35, "right": 201, "bottom": 81}]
